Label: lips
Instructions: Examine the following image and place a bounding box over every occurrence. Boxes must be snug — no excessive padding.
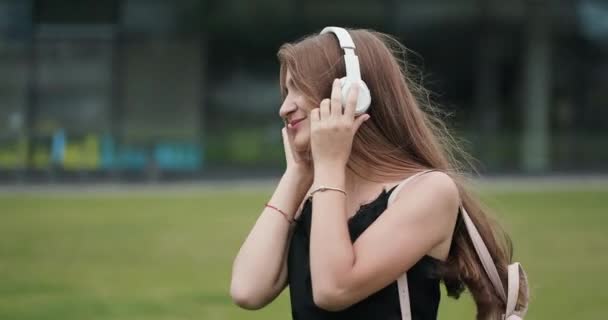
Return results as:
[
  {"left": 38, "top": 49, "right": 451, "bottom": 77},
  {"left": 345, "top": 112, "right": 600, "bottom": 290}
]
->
[{"left": 288, "top": 117, "right": 306, "bottom": 128}]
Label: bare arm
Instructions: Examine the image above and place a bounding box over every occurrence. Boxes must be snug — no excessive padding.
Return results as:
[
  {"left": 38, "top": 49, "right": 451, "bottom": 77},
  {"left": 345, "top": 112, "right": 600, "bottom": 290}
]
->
[
  {"left": 309, "top": 170, "right": 459, "bottom": 311},
  {"left": 230, "top": 128, "right": 313, "bottom": 309},
  {"left": 230, "top": 171, "right": 311, "bottom": 309},
  {"left": 307, "top": 82, "right": 459, "bottom": 311}
]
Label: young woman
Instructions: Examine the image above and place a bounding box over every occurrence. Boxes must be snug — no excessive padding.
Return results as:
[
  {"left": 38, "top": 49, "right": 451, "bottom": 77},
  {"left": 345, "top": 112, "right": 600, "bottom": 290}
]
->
[{"left": 230, "top": 27, "right": 528, "bottom": 320}]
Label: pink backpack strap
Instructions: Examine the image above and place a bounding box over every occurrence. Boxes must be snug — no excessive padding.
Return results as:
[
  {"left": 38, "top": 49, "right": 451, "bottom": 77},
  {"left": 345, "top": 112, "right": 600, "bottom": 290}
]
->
[
  {"left": 460, "top": 205, "right": 529, "bottom": 319},
  {"left": 505, "top": 262, "right": 529, "bottom": 319},
  {"left": 460, "top": 206, "right": 506, "bottom": 300},
  {"left": 386, "top": 169, "right": 436, "bottom": 320},
  {"left": 387, "top": 170, "right": 529, "bottom": 320}
]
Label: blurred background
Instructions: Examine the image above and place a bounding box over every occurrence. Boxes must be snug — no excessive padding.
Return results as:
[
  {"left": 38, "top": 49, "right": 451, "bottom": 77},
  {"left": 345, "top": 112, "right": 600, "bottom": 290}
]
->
[
  {"left": 1, "top": 0, "right": 607, "bottom": 320},
  {"left": 1, "top": 0, "right": 607, "bottom": 182}
]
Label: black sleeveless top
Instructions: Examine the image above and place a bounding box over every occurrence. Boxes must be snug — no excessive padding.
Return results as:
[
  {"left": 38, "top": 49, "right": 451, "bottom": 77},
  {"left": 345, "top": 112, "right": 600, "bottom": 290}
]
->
[{"left": 287, "top": 185, "right": 442, "bottom": 320}]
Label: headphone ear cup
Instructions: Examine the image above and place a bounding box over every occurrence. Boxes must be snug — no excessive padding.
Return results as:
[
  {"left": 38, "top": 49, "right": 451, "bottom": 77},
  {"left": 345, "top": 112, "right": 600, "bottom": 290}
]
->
[{"left": 339, "top": 77, "right": 371, "bottom": 115}]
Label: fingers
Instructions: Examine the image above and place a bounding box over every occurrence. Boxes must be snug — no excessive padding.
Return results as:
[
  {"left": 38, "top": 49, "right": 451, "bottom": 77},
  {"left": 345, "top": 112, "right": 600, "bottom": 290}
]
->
[
  {"left": 330, "top": 78, "right": 342, "bottom": 117},
  {"left": 319, "top": 98, "right": 330, "bottom": 120},
  {"left": 344, "top": 81, "right": 359, "bottom": 118},
  {"left": 282, "top": 126, "right": 295, "bottom": 158},
  {"left": 353, "top": 113, "right": 370, "bottom": 132},
  {"left": 284, "top": 126, "right": 307, "bottom": 163},
  {"left": 310, "top": 107, "right": 321, "bottom": 122},
  {"left": 281, "top": 127, "right": 288, "bottom": 150},
  {"left": 282, "top": 126, "right": 294, "bottom": 149},
  {"left": 316, "top": 79, "right": 360, "bottom": 122}
]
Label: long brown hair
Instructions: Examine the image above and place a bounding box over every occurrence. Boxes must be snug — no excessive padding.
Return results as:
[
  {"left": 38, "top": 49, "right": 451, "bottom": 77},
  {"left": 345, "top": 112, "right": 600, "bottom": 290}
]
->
[{"left": 277, "top": 28, "right": 527, "bottom": 319}]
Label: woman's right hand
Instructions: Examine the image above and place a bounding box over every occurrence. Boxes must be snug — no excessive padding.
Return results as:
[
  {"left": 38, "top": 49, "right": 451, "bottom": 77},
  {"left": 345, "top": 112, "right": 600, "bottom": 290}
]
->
[
  {"left": 232, "top": 129, "right": 313, "bottom": 309},
  {"left": 282, "top": 127, "right": 313, "bottom": 181}
]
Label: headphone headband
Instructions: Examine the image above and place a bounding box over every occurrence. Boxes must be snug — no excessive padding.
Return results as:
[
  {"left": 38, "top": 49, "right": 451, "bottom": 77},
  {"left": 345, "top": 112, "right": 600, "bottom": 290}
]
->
[
  {"left": 320, "top": 26, "right": 356, "bottom": 49},
  {"left": 320, "top": 26, "right": 362, "bottom": 81}
]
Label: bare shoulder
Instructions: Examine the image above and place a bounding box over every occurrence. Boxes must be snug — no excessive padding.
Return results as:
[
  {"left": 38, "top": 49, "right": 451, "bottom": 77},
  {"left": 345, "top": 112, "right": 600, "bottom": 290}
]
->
[
  {"left": 391, "top": 170, "right": 460, "bottom": 216},
  {"left": 380, "top": 170, "right": 461, "bottom": 256},
  {"left": 419, "top": 171, "right": 459, "bottom": 197}
]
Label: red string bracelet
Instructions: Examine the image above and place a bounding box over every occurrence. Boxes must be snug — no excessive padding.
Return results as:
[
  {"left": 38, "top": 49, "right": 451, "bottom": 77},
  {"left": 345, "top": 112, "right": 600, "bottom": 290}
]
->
[{"left": 265, "top": 203, "right": 295, "bottom": 225}]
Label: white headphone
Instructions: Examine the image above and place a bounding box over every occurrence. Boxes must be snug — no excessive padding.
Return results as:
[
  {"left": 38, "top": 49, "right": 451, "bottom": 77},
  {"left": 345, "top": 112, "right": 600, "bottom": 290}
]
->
[{"left": 320, "top": 26, "right": 372, "bottom": 115}]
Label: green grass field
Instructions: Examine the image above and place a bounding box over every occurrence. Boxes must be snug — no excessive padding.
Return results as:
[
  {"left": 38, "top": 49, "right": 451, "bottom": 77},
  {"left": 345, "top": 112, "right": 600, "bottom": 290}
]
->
[{"left": 1, "top": 183, "right": 607, "bottom": 320}]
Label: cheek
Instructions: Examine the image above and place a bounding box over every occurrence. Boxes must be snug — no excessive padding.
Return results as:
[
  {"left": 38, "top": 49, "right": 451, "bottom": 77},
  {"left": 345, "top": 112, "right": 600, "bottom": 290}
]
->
[{"left": 293, "top": 121, "right": 311, "bottom": 150}]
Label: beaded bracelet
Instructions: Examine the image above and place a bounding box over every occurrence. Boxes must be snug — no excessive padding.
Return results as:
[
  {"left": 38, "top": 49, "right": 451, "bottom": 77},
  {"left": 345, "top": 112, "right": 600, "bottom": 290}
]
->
[{"left": 265, "top": 203, "right": 296, "bottom": 225}]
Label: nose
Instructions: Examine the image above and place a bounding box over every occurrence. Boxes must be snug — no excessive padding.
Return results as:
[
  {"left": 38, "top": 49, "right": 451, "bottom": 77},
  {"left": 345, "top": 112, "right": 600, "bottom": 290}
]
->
[{"left": 279, "top": 96, "right": 297, "bottom": 119}]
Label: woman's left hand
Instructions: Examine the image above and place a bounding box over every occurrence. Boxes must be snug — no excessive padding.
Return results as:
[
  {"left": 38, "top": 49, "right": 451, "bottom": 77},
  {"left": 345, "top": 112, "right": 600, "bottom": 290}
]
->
[{"left": 310, "top": 79, "right": 371, "bottom": 170}]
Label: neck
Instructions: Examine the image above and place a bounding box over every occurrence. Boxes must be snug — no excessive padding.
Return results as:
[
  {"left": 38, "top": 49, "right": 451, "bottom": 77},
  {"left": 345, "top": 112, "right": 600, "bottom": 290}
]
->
[
  {"left": 342, "top": 160, "right": 419, "bottom": 204},
  {"left": 344, "top": 166, "right": 382, "bottom": 201}
]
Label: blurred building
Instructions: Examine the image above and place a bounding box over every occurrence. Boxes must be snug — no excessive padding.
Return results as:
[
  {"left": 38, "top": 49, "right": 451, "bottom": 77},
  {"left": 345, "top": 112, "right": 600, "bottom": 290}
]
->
[{"left": 0, "top": 0, "right": 607, "bottom": 182}]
